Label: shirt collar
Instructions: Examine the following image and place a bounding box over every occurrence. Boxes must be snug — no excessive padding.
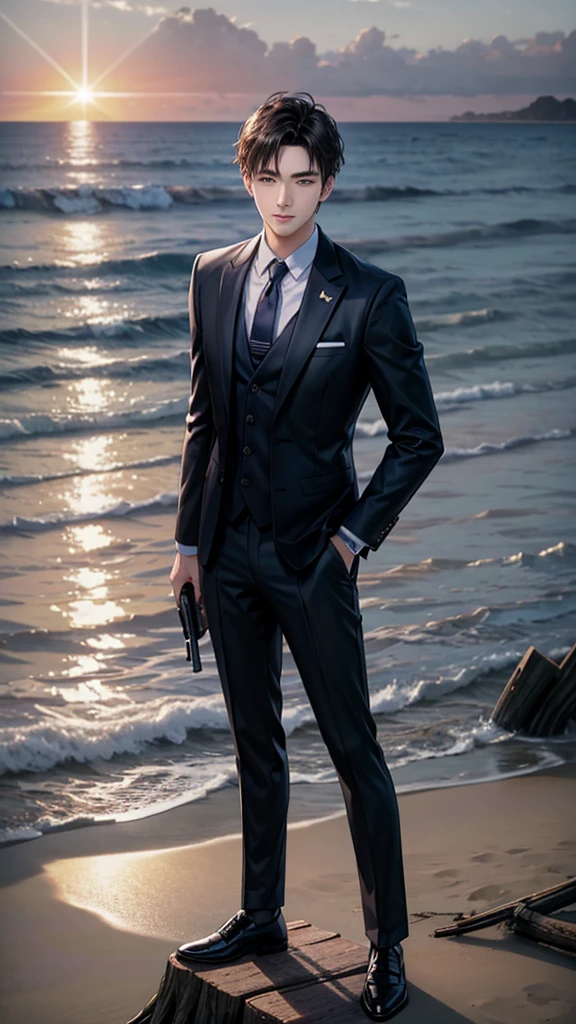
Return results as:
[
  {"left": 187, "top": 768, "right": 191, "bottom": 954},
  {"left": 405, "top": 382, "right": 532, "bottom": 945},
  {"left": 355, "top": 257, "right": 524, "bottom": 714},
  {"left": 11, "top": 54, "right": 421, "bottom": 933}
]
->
[{"left": 254, "top": 223, "right": 318, "bottom": 281}]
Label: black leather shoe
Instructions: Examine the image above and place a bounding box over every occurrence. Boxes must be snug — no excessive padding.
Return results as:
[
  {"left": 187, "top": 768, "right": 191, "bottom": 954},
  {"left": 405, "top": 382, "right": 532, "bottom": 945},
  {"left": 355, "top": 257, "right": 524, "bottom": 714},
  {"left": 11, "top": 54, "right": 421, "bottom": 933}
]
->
[
  {"left": 176, "top": 908, "right": 288, "bottom": 965},
  {"left": 360, "top": 942, "right": 409, "bottom": 1021}
]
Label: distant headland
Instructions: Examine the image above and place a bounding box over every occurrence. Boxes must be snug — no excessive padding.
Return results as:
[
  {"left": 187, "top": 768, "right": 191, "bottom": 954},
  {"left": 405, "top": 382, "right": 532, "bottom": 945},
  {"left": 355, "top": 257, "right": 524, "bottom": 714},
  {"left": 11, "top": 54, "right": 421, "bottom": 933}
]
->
[{"left": 450, "top": 95, "right": 576, "bottom": 122}]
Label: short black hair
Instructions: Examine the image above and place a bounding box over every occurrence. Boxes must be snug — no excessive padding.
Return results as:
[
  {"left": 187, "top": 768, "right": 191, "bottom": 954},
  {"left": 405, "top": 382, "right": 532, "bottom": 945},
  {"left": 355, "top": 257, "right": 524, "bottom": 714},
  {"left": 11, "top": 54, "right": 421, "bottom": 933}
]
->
[{"left": 232, "top": 91, "right": 345, "bottom": 189}]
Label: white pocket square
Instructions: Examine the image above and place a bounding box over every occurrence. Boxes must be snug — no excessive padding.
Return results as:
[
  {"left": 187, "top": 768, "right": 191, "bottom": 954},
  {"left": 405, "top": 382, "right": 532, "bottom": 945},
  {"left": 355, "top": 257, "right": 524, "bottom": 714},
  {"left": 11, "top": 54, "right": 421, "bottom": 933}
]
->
[{"left": 316, "top": 341, "right": 345, "bottom": 348}]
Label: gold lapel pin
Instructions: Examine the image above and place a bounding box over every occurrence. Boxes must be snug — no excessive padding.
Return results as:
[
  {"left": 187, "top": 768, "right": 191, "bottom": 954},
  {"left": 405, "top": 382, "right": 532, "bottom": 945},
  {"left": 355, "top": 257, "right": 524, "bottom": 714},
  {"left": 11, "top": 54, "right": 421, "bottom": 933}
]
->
[{"left": 319, "top": 290, "right": 333, "bottom": 303}]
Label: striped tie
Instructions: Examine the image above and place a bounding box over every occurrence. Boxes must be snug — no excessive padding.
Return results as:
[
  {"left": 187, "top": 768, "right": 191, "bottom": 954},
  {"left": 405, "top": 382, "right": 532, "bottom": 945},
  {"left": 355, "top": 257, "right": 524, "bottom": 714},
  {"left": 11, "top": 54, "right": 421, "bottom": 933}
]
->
[{"left": 249, "top": 258, "right": 290, "bottom": 365}]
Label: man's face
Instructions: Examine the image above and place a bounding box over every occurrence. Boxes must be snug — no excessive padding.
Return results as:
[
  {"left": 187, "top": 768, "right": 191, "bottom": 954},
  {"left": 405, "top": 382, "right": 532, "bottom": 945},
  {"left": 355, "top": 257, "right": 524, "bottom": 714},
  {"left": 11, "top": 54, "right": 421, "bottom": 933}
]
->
[{"left": 243, "top": 145, "right": 334, "bottom": 239}]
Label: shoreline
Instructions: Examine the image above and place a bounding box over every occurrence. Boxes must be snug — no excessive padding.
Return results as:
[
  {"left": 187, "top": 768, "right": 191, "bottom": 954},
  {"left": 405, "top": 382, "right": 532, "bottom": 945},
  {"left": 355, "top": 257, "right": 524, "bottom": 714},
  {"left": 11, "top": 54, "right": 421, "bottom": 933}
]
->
[
  {"left": 2, "top": 738, "right": 572, "bottom": 852},
  {"left": 1, "top": 760, "right": 575, "bottom": 1023}
]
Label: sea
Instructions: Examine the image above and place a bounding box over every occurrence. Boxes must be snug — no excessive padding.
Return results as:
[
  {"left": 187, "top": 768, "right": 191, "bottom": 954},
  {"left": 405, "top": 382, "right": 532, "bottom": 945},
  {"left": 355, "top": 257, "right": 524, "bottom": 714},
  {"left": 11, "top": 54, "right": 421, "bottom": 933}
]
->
[{"left": 0, "top": 120, "right": 575, "bottom": 847}]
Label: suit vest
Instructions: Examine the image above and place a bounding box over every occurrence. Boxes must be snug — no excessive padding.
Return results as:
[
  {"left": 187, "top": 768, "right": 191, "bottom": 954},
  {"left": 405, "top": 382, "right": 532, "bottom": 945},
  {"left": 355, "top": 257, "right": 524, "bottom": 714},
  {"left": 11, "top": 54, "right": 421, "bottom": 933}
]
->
[{"left": 221, "top": 297, "right": 298, "bottom": 529}]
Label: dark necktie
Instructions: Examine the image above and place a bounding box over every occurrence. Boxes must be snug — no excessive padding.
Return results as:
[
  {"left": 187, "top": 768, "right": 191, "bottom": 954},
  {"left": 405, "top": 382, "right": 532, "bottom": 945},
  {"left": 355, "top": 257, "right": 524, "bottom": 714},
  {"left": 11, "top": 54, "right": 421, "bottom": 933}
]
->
[{"left": 249, "top": 258, "right": 290, "bottom": 365}]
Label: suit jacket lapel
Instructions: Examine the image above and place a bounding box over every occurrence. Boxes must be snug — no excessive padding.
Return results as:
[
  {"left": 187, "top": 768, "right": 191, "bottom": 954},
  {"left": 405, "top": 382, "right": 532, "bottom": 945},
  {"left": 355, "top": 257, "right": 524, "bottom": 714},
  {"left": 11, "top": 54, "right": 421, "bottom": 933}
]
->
[{"left": 217, "top": 233, "right": 260, "bottom": 435}]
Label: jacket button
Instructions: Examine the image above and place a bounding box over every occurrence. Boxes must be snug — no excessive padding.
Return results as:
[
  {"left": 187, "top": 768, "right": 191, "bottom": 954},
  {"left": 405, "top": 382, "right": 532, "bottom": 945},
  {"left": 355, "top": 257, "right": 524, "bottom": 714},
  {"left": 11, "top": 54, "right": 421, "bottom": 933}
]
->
[
  {"left": 250, "top": 384, "right": 259, "bottom": 393},
  {"left": 240, "top": 477, "right": 250, "bottom": 486},
  {"left": 243, "top": 446, "right": 252, "bottom": 456},
  {"left": 245, "top": 414, "right": 254, "bottom": 423},
  {"left": 218, "top": 474, "right": 224, "bottom": 484}
]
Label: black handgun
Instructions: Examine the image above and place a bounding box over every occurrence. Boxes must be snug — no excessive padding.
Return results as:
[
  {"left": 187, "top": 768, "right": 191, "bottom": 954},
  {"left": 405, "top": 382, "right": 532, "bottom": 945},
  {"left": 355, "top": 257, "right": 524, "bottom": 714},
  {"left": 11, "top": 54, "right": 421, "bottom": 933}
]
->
[{"left": 177, "top": 581, "right": 207, "bottom": 673}]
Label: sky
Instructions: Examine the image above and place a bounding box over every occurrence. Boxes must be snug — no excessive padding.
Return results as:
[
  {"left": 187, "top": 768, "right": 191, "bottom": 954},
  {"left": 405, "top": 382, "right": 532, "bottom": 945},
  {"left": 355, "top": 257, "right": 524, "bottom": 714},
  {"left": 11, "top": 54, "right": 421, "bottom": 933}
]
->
[{"left": 0, "top": 0, "right": 574, "bottom": 120}]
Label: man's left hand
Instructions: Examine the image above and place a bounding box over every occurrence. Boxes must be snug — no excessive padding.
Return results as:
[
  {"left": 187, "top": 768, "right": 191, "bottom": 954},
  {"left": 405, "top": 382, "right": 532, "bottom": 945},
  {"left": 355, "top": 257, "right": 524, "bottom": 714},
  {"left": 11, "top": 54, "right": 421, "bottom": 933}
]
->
[{"left": 330, "top": 533, "right": 356, "bottom": 573}]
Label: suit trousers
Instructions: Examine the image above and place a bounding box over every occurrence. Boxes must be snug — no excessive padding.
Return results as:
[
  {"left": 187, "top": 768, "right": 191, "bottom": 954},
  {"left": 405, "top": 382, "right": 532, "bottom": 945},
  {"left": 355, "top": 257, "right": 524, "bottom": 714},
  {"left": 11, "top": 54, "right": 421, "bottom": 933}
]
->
[{"left": 200, "top": 508, "right": 410, "bottom": 948}]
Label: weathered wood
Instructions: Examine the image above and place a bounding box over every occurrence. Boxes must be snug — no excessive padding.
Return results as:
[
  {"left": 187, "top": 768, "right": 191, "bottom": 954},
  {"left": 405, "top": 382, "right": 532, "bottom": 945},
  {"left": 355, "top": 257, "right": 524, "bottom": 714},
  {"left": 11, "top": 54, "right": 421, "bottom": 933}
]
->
[
  {"left": 244, "top": 972, "right": 368, "bottom": 1023},
  {"left": 511, "top": 904, "right": 576, "bottom": 954},
  {"left": 126, "top": 920, "right": 371, "bottom": 1024},
  {"left": 491, "top": 645, "right": 559, "bottom": 732},
  {"left": 434, "top": 876, "right": 576, "bottom": 937},
  {"left": 526, "top": 644, "right": 576, "bottom": 736}
]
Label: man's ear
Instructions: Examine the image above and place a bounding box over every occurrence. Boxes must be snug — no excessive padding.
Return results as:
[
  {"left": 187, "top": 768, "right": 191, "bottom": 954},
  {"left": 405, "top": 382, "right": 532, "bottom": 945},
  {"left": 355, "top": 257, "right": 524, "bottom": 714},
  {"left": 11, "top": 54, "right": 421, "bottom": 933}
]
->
[
  {"left": 242, "top": 172, "right": 254, "bottom": 197},
  {"left": 319, "top": 174, "right": 335, "bottom": 203}
]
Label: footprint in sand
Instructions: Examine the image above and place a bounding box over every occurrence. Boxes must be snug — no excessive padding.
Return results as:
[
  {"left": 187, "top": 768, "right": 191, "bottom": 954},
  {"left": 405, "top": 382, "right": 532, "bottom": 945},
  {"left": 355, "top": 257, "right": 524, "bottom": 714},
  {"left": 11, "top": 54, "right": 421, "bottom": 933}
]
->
[
  {"left": 434, "top": 868, "right": 461, "bottom": 888},
  {"left": 471, "top": 851, "right": 498, "bottom": 863},
  {"left": 467, "top": 884, "right": 510, "bottom": 902},
  {"left": 505, "top": 846, "right": 529, "bottom": 854}
]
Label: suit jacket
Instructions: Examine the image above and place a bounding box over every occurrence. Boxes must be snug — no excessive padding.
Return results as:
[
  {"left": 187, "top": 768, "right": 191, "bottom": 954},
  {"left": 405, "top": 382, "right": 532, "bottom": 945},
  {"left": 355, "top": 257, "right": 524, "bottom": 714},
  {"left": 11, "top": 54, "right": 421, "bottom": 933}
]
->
[{"left": 175, "top": 222, "right": 444, "bottom": 570}]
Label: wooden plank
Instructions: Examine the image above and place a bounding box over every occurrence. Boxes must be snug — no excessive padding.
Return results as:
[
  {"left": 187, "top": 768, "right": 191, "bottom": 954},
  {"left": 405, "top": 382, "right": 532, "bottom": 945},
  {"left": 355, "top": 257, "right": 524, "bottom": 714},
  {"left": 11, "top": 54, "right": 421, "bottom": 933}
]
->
[
  {"left": 244, "top": 972, "right": 368, "bottom": 1023},
  {"left": 188, "top": 934, "right": 367, "bottom": 1005}
]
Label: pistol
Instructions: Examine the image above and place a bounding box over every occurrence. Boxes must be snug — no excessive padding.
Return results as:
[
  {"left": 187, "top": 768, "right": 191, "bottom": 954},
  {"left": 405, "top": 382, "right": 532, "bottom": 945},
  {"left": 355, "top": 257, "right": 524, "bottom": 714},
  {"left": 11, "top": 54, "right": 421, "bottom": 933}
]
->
[{"left": 177, "top": 581, "right": 207, "bottom": 673}]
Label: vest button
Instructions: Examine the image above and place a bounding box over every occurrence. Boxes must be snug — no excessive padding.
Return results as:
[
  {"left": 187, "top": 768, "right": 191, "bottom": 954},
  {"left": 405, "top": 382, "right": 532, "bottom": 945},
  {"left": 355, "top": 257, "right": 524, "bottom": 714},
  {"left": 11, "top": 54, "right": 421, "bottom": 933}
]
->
[
  {"left": 245, "top": 414, "right": 254, "bottom": 423},
  {"left": 243, "top": 446, "right": 252, "bottom": 456},
  {"left": 240, "top": 477, "right": 250, "bottom": 487},
  {"left": 218, "top": 474, "right": 224, "bottom": 484},
  {"left": 250, "top": 384, "right": 259, "bottom": 393}
]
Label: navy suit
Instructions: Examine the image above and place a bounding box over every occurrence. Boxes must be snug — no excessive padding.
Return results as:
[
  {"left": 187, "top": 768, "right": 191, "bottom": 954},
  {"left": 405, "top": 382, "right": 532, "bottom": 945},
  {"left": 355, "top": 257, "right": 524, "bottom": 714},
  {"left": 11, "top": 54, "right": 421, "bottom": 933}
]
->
[{"left": 175, "top": 222, "right": 444, "bottom": 947}]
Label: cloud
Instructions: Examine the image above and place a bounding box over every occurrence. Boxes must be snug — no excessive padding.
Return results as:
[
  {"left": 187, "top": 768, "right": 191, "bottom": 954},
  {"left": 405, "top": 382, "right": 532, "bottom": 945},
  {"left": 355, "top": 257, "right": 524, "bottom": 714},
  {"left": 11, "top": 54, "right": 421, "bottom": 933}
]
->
[
  {"left": 33, "top": 5, "right": 576, "bottom": 96},
  {"left": 95, "top": 8, "right": 576, "bottom": 97}
]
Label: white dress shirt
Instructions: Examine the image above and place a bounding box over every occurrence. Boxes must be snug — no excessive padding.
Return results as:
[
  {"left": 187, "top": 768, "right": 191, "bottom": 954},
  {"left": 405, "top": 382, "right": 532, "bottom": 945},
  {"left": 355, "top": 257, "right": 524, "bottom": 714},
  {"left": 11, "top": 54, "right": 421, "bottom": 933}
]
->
[{"left": 176, "top": 223, "right": 367, "bottom": 557}]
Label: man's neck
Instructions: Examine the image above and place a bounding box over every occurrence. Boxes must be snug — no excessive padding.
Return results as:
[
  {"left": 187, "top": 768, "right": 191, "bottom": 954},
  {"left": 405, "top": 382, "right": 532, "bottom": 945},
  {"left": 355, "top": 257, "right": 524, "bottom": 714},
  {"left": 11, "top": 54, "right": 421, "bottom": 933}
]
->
[{"left": 263, "top": 218, "right": 316, "bottom": 261}]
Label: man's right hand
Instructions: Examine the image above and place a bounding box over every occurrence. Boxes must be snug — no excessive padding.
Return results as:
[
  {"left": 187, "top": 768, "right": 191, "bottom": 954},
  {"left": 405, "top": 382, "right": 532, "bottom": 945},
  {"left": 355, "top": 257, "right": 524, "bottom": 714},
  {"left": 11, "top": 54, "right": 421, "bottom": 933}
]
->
[{"left": 170, "top": 551, "right": 202, "bottom": 608}]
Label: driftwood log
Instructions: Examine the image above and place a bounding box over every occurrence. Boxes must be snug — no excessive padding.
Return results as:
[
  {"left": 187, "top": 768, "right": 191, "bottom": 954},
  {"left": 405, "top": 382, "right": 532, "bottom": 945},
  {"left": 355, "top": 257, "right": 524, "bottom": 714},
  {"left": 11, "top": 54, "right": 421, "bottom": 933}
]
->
[
  {"left": 491, "top": 642, "right": 576, "bottom": 736},
  {"left": 126, "top": 920, "right": 371, "bottom": 1024},
  {"left": 434, "top": 876, "right": 576, "bottom": 954},
  {"left": 512, "top": 904, "right": 576, "bottom": 954}
]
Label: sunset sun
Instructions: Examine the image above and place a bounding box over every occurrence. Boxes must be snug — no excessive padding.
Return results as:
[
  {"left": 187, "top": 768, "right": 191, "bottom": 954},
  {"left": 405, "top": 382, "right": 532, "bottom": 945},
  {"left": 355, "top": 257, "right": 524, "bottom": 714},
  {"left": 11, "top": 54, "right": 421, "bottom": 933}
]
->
[{"left": 75, "top": 87, "right": 95, "bottom": 106}]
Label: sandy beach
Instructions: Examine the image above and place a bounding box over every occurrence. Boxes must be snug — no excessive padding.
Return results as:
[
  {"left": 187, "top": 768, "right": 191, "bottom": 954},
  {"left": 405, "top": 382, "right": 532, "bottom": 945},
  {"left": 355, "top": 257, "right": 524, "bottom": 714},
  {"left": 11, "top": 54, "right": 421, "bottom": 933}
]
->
[{"left": 1, "top": 761, "right": 574, "bottom": 1024}]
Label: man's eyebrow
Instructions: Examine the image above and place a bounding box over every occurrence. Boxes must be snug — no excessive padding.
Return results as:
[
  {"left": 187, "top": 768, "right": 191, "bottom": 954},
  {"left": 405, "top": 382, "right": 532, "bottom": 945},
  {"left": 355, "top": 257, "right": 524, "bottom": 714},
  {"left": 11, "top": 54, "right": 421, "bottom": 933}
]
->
[{"left": 257, "top": 168, "right": 320, "bottom": 177}]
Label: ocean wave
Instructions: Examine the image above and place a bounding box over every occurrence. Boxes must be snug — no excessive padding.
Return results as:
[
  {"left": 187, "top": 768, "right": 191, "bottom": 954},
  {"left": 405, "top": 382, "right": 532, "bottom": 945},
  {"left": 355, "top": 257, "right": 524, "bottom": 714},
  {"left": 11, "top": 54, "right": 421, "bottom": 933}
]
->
[
  {"left": 439, "top": 427, "right": 573, "bottom": 458},
  {"left": 1, "top": 490, "right": 178, "bottom": 532},
  {"left": 0, "top": 693, "right": 317, "bottom": 775},
  {"left": 0, "top": 183, "right": 445, "bottom": 214},
  {"left": 345, "top": 217, "right": 576, "bottom": 256},
  {"left": 2, "top": 640, "right": 573, "bottom": 779},
  {"left": 355, "top": 416, "right": 572, "bottom": 450},
  {"left": 429, "top": 335, "right": 576, "bottom": 369},
  {"left": 415, "top": 308, "right": 510, "bottom": 330},
  {"left": 0, "top": 349, "right": 188, "bottom": 388},
  {"left": 1, "top": 181, "right": 574, "bottom": 212},
  {"left": 0, "top": 311, "right": 190, "bottom": 346},
  {"left": 0, "top": 395, "right": 187, "bottom": 441},
  {"left": 0, "top": 453, "right": 180, "bottom": 487},
  {"left": 0, "top": 250, "right": 196, "bottom": 279}
]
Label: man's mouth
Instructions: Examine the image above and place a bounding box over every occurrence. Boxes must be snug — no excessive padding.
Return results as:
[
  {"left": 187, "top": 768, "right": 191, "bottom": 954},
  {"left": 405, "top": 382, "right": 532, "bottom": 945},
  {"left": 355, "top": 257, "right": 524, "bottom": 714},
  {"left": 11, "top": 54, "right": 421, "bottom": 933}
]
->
[{"left": 274, "top": 215, "right": 294, "bottom": 220}]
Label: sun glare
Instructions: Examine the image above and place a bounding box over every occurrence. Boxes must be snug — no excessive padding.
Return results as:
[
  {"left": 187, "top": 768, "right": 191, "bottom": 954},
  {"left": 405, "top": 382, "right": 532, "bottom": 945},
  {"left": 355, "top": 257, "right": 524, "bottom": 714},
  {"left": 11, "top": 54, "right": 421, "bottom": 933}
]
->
[{"left": 75, "top": 86, "right": 95, "bottom": 106}]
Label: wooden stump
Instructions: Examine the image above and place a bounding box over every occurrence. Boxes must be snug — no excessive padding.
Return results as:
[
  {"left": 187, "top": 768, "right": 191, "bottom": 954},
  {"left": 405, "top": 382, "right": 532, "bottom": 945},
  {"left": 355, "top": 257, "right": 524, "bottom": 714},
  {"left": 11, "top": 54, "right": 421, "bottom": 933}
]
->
[
  {"left": 127, "top": 921, "right": 370, "bottom": 1024},
  {"left": 527, "top": 644, "right": 576, "bottom": 736},
  {"left": 491, "top": 642, "right": 576, "bottom": 737}
]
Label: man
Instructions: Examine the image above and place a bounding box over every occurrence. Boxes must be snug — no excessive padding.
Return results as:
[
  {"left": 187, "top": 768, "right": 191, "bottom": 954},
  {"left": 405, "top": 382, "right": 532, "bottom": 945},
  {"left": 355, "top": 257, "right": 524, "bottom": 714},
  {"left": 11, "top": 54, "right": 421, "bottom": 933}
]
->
[{"left": 170, "top": 91, "right": 444, "bottom": 1022}]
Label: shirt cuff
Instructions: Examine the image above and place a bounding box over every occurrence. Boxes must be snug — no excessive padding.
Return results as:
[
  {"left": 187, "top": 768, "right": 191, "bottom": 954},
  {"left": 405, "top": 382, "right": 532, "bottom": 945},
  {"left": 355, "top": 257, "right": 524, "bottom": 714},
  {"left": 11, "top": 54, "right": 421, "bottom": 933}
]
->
[
  {"left": 175, "top": 541, "right": 198, "bottom": 556},
  {"left": 337, "top": 525, "right": 368, "bottom": 556}
]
